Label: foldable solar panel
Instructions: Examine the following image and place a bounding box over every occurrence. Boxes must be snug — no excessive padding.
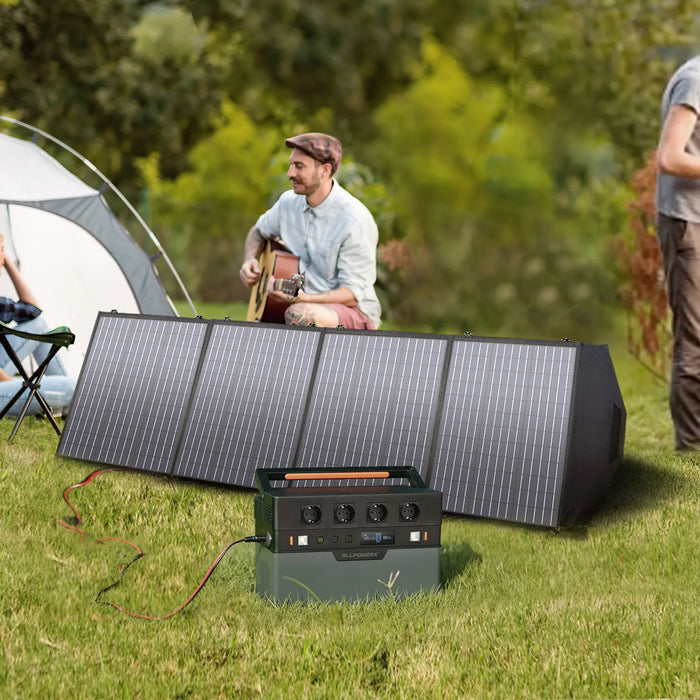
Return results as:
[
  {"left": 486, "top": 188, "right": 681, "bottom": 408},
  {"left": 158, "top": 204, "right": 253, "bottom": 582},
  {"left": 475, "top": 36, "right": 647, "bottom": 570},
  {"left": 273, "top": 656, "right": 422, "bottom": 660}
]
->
[{"left": 58, "top": 313, "right": 625, "bottom": 527}]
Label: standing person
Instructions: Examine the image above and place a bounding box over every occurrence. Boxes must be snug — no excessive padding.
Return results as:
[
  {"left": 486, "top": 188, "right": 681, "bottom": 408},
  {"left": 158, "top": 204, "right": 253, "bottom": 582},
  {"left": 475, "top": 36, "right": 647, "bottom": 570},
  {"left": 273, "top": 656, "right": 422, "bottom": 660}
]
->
[
  {"left": 0, "top": 233, "right": 74, "bottom": 416},
  {"left": 239, "top": 132, "right": 382, "bottom": 329},
  {"left": 656, "top": 55, "right": 700, "bottom": 450}
]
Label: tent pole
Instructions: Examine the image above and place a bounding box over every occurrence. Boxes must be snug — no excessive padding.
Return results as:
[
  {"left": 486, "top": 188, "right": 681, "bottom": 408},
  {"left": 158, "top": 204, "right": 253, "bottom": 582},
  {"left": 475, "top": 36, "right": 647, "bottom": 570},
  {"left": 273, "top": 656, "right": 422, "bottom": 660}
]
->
[{"left": 0, "top": 115, "right": 198, "bottom": 316}]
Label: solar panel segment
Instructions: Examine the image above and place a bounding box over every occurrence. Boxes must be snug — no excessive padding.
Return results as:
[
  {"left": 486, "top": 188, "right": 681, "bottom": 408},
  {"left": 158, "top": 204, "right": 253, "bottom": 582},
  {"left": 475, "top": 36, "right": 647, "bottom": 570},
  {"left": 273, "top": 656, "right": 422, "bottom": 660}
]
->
[
  {"left": 294, "top": 332, "right": 447, "bottom": 484},
  {"left": 57, "top": 314, "right": 208, "bottom": 473},
  {"left": 430, "top": 339, "right": 576, "bottom": 527},
  {"left": 172, "top": 323, "right": 320, "bottom": 488}
]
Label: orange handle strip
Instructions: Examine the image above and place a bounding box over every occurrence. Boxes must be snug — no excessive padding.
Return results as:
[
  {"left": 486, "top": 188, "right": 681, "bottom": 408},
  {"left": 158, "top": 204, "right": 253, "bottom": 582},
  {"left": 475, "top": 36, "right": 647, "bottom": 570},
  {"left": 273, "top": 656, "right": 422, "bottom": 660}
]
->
[{"left": 284, "top": 471, "right": 390, "bottom": 481}]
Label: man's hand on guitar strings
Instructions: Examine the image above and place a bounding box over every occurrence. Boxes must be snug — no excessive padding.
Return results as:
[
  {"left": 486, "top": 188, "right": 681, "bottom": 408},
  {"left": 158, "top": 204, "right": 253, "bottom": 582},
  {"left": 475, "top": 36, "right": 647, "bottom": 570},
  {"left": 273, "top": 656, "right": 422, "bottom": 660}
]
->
[{"left": 239, "top": 258, "right": 260, "bottom": 287}]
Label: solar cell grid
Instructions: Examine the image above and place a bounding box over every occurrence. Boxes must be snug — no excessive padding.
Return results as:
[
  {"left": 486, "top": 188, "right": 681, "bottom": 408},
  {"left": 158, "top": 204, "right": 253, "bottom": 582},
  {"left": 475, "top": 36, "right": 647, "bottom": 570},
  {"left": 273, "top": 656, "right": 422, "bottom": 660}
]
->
[
  {"left": 57, "top": 314, "right": 208, "bottom": 473},
  {"left": 172, "top": 323, "right": 320, "bottom": 487},
  {"left": 431, "top": 340, "right": 576, "bottom": 527},
  {"left": 295, "top": 333, "right": 447, "bottom": 484}
]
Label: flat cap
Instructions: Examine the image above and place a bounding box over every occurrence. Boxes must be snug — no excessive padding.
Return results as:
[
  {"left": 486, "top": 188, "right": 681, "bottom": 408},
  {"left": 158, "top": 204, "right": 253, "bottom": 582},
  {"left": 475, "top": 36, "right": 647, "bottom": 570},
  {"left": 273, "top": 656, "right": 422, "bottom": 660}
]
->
[{"left": 285, "top": 132, "right": 343, "bottom": 174}]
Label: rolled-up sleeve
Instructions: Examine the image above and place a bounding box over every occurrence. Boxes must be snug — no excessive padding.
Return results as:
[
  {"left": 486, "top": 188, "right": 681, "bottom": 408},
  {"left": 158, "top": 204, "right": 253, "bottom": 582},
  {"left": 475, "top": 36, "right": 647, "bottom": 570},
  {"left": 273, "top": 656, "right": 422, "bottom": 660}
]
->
[{"left": 0, "top": 298, "right": 42, "bottom": 324}]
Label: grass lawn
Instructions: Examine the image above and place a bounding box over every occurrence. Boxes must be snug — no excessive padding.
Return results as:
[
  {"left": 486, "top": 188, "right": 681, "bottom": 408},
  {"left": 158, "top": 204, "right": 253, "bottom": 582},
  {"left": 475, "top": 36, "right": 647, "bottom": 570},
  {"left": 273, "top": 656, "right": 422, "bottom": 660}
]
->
[{"left": 0, "top": 307, "right": 698, "bottom": 699}]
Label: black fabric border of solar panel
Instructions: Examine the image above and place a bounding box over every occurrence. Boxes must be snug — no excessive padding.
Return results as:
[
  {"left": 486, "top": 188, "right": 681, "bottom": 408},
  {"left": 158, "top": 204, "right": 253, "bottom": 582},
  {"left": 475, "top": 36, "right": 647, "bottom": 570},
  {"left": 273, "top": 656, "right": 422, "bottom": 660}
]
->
[
  {"left": 56, "top": 313, "right": 209, "bottom": 473},
  {"left": 430, "top": 338, "right": 577, "bottom": 527},
  {"left": 172, "top": 323, "right": 320, "bottom": 488},
  {"left": 294, "top": 331, "right": 448, "bottom": 486}
]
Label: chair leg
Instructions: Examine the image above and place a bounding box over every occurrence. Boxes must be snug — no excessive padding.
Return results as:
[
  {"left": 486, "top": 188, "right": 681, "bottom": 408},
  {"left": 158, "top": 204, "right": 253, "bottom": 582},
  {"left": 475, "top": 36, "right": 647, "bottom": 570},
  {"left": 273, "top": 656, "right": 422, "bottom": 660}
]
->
[
  {"left": 7, "top": 387, "right": 55, "bottom": 443},
  {"left": 1, "top": 343, "right": 64, "bottom": 442}
]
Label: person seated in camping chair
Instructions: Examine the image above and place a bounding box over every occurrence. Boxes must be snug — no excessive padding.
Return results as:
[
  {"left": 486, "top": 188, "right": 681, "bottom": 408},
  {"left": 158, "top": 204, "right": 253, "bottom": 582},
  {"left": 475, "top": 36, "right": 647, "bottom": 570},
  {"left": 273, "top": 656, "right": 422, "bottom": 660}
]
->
[{"left": 0, "top": 233, "right": 75, "bottom": 417}]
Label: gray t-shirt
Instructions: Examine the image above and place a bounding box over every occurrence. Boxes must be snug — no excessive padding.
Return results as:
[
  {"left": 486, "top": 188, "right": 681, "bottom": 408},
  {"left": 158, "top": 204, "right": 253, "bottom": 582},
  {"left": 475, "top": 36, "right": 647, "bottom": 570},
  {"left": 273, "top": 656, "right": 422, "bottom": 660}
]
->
[
  {"left": 656, "top": 55, "right": 700, "bottom": 222},
  {"left": 255, "top": 181, "right": 382, "bottom": 327}
]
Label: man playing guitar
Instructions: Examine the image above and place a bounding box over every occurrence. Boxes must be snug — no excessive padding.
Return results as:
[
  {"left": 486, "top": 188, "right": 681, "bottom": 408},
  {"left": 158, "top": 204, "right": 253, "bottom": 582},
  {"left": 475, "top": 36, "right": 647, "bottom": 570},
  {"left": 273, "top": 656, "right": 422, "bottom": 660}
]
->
[{"left": 239, "top": 133, "right": 381, "bottom": 329}]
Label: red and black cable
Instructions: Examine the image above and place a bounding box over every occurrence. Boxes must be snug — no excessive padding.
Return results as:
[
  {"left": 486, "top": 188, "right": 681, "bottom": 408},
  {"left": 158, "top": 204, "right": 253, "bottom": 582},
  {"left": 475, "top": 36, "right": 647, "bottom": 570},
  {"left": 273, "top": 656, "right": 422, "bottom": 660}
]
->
[{"left": 58, "top": 467, "right": 262, "bottom": 620}]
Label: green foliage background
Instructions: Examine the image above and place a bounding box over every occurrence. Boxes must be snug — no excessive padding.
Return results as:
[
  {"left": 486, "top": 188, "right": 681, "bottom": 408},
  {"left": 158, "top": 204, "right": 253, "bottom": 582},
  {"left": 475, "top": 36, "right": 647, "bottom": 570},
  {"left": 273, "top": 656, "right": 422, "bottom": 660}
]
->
[{"left": 1, "top": 0, "right": 699, "bottom": 339}]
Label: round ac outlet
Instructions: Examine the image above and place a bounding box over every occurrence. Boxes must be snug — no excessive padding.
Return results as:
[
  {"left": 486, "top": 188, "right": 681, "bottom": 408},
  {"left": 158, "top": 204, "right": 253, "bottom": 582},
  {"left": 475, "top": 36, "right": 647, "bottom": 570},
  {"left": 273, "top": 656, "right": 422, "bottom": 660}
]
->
[
  {"left": 367, "top": 502, "right": 388, "bottom": 523},
  {"left": 335, "top": 503, "right": 355, "bottom": 524},
  {"left": 302, "top": 504, "right": 322, "bottom": 524},
  {"left": 400, "top": 502, "right": 420, "bottom": 521}
]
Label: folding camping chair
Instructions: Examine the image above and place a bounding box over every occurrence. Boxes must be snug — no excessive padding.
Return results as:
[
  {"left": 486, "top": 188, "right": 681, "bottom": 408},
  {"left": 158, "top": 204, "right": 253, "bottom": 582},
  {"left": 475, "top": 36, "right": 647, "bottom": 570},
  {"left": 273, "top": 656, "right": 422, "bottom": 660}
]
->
[{"left": 0, "top": 321, "right": 75, "bottom": 443}]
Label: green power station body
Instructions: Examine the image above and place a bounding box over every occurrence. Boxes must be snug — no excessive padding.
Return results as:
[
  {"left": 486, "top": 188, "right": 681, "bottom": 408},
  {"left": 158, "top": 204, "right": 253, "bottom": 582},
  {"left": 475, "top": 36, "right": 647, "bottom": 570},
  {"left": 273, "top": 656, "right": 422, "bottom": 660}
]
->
[{"left": 254, "top": 467, "right": 442, "bottom": 603}]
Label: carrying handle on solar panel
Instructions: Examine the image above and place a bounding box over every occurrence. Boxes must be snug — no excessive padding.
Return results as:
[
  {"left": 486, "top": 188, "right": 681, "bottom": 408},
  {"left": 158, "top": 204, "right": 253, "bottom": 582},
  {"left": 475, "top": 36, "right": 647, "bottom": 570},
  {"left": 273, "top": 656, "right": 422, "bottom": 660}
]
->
[{"left": 255, "top": 466, "right": 426, "bottom": 493}]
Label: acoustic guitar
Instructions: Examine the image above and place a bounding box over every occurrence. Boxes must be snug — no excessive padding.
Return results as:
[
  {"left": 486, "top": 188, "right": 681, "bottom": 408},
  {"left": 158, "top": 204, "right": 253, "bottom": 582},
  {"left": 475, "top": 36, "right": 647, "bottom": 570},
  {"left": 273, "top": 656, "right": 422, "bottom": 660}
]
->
[{"left": 246, "top": 240, "right": 303, "bottom": 323}]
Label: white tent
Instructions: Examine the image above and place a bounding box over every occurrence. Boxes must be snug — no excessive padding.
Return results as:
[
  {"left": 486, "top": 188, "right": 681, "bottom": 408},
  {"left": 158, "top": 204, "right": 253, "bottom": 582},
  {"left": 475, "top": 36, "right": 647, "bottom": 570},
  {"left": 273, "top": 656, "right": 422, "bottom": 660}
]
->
[{"left": 0, "top": 118, "right": 194, "bottom": 377}]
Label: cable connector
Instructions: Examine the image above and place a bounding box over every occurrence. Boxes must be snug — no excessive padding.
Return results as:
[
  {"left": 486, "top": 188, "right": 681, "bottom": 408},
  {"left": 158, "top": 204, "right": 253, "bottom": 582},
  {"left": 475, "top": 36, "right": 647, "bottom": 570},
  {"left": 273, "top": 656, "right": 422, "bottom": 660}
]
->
[{"left": 244, "top": 535, "right": 267, "bottom": 543}]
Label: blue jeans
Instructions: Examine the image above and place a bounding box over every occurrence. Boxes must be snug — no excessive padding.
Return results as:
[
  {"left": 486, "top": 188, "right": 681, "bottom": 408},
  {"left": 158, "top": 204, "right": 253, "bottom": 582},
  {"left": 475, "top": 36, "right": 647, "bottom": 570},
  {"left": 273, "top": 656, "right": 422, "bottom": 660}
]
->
[
  {"left": 0, "top": 375, "right": 75, "bottom": 417},
  {"left": 0, "top": 316, "right": 69, "bottom": 376}
]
